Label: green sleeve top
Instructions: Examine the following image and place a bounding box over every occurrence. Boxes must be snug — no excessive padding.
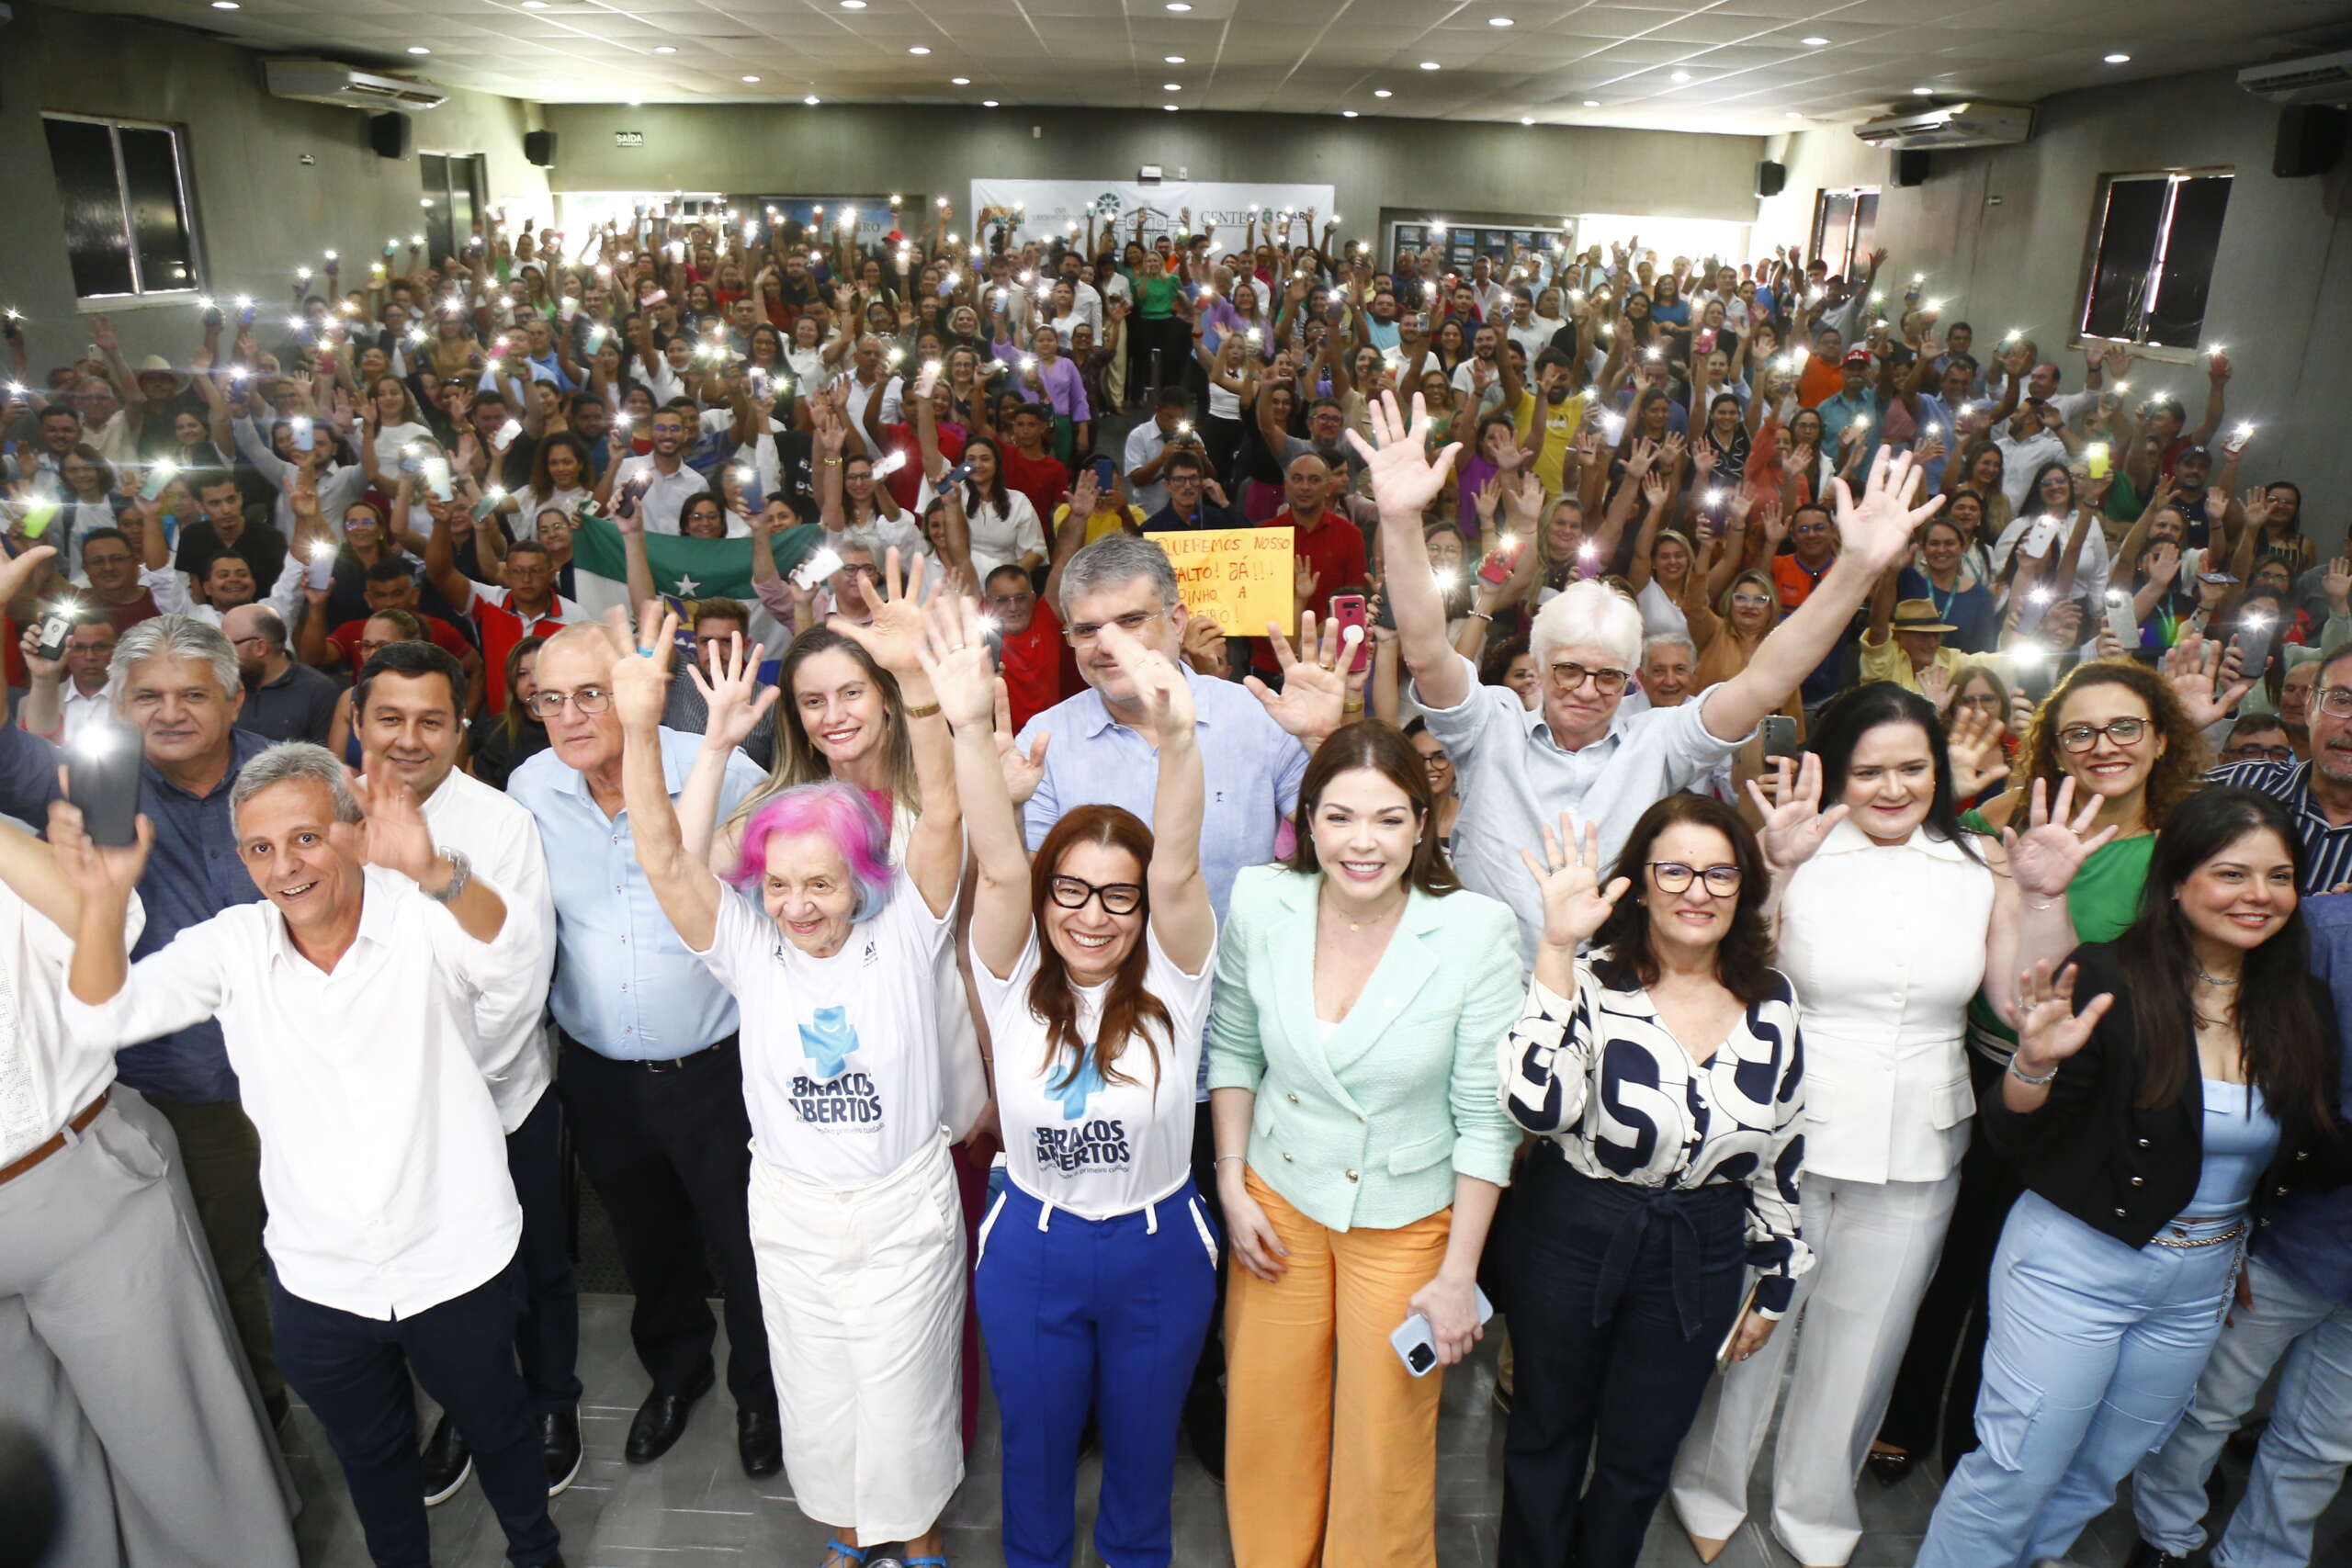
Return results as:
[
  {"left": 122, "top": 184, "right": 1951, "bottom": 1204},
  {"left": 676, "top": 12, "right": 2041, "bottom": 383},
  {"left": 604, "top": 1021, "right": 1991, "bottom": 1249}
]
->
[{"left": 1962, "top": 812, "right": 2157, "bottom": 1056}]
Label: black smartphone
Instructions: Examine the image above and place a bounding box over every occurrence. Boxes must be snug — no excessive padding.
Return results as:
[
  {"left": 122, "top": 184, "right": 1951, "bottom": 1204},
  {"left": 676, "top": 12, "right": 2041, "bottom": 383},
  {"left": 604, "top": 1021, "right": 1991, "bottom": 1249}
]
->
[
  {"left": 68, "top": 719, "right": 143, "bottom": 849},
  {"left": 1091, "top": 456, "right": 1114, "bottom": 488},
  {"left": 1760, "top": 714, "right": 1801, "bottom": 761},
  {"left": 32, "top": 602, "right": 74, "bottom": 663}
]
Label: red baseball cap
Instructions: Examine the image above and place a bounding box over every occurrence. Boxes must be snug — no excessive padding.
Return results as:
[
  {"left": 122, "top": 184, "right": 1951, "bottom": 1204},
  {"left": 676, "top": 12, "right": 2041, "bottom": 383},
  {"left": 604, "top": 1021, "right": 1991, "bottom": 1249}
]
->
[{"left": 1841, "top": 347, "right": 1872, "bottom": 367}]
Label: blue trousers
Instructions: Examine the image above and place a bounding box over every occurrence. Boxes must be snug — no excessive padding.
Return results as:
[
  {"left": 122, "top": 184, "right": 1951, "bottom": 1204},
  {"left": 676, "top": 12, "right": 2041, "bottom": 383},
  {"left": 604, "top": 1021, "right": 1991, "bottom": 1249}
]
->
[
  {"left": 2132, "top": 1251, "right": 2352, "bottom": 1568},
  {"left": 1916, "top": 1190, "right": 2243, "bottom": 1568},
  {"left": 271, "top": 1251, "right": 560, "bottom": 1568},
  {"left": 975, "top": 1179, "right": 1219, "bottom": 1568}
]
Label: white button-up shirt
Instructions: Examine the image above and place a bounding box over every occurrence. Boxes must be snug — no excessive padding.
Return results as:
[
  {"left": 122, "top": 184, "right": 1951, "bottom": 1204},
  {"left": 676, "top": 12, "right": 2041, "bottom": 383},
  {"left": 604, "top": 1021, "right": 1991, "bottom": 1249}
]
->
[
  {"left": 60, "top": 867, "right": 521, "bottom": 1318},
  {"left": 1414, "top": 653, "right": 1747, "bottom": 970},
  {"left": 19, "top": 681, "right": 111, "bottom": 748},
  {"left": 0, "top": 882, "right": 143, "bottom": 1168},
  {"left": 608, "top": 454, "right": 713, "bottom": 537},
  {"left": 413, "top": 766, "right": 557, "bottom": 1133}
]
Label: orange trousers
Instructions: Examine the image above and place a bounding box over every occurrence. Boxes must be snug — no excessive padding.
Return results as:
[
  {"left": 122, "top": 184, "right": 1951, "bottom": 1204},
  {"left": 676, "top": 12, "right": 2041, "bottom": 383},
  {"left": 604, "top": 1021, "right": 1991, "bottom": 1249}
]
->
[{"left": 1222, "top": 1168, "right": 1454, "bottom": 1568}]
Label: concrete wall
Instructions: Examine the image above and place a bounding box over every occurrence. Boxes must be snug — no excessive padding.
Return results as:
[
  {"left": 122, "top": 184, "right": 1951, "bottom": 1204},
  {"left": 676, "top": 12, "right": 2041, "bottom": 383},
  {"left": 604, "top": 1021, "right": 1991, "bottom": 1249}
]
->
[
  {"left": 1754, "top": 67, "right": 2349, "bottom": 537},
  {"left": 535, "top": 101, "right": 1769, "bottom": 237},
  {"left": 0, "top": 2, "right": 549, "bottom": 369}
]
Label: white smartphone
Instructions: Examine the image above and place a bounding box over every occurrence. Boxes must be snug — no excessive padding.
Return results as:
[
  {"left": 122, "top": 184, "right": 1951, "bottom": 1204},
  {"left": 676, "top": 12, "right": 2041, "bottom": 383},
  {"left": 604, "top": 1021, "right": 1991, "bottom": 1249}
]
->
[
  {"left": 2102, "top": 589, "right": 2139, "bottom": 654},
  {"left": 792, "top": 546, "right": 844, "bottom": 591},
  {"left": 1389, "top": 1284, "right": 1495, "bottom": 1378}
]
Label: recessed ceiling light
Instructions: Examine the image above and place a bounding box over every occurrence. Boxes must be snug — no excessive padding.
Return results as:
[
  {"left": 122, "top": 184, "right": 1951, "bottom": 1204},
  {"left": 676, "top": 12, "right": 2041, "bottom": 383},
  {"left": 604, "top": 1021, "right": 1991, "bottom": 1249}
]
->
[
  {"left": 408, "top": 45, "right": 431, "bottom": 54},
  {"left": 1489, "top": 15, "right": 1514, "bottom": 25},
  {"left": 1670, "top": 70, "right": 1690, "bottom": 82},
  {"left": 1582, "top": 98, "right": 1599, "bottom": 107},
  {"left": 952, "top": 75, "right": 971, "bottom": 85},
  {"left": 1419, "top": 61, "right": 1441, "bottom": 70},
  {"left": 840, "top": 0, "right": 865, "bottom": 7},
  {"left": 1163, "top": 103, "right": 1178, "bottom": 111},
  {"left": 1520, "top": 115, "right": 1533, "bottom": 124},
  {"left": 1342, "top": 109, "right": 1358, "bottom": 118},
  {"left": 653, "top": 44, "right": 676, "bottom": 52},
  {"left": 2104, "top": 51, "right": 2131, "bottom": 63},
  {"left": 909, "top": 45, "right": 930, "bottom": 54},
  {"left": 520, "top": 1, "right": 547, "bottom": 8},
  {"left": 209, "top": 2, "right": 238, "bottom": 9},
  {"left": 1912, "top": 85, "right": 1934, "bottom": 95},
  {"left": 1164, "top": 83, "right": 1182, "bottom": 90},
  {"left": 805, "top": 94, "right": 820, "bottom": 104},
  {"left": 1166, "top": 2, "right": 1191, "bottom": 9},
  {"left": 1801, "top": 35, "right": 1828, "bottom": 47},
  {"left": 1374, "top": 87, "right": 1392, "bottom": 97},
  {"left": 981, "top": 98, "right": 999, "bottom": 107},
  {"left": 741, "top": 74, "right": 761, "bottom": 82},
  {"left": 628, "top": 98, "right": 642, "bottom": 106},
  {"left": 1165, "top": 55, "right": 1185, "bottom": 63}
]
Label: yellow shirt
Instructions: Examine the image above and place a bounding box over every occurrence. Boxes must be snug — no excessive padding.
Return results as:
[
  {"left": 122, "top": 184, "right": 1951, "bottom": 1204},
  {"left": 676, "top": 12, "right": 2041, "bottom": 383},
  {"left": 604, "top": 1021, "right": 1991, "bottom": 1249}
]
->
[
  {"left": 1513, "top": 389, "right": 1589, "bottom": 502},
  {"left": 1054, "top": 502, "right": 1147, "bottom": 547},
  {"left": 1859, "top": 628, "right": 1968, "bottom": 694}
]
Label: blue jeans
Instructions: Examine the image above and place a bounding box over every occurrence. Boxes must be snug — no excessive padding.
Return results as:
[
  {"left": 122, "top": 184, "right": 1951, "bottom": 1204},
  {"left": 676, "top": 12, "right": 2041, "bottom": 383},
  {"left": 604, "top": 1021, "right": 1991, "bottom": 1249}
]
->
[
  {"left": 2132, "top": 1251, "right": 2352, "bottom": 1568},
  {"left": 1916, "top": 1190, "right": 2243, "bottom": 1568},
  {"left": 975, "top": 1179, "right": 1218, "bottom": 1568}
]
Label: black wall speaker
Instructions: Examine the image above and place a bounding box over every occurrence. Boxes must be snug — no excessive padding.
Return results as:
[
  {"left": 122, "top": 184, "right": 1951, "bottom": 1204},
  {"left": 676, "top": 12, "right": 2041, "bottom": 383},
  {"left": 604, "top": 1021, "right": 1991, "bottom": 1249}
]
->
[
  {"left": 1892, "top": 149, "right": 1930, "bottom": 188},
  {"left": 525, "top": 130, "right": 560, "bottom": 168},
  {"left": 369, "top": 110, "right": 413, "bottom": 161},
  {"left": 1756, "top": 159, "right": 1786, "bottom": 197},
  {"left": 2274, "top": 105, "right": 2347, "bottom": 178}
]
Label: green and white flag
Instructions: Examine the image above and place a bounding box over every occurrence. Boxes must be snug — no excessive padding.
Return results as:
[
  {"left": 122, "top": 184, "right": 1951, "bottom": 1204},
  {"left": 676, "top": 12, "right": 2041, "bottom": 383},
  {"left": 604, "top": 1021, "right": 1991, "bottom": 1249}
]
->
[{"left": 566, "top": 514, "right": 820, "bottom": 624}]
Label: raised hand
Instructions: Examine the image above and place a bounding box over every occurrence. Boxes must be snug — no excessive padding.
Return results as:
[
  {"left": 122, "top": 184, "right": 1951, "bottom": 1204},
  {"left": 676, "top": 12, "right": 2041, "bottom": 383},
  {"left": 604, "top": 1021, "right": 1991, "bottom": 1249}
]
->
[
  {"left": 829, "top": 546, "right": 935, "bottom": 675},
  {"left": 1829, "top": 445, "right": 1946, "bottom": 576},
  {"left": 912, "top": 593, "right": 999, "bottom": 729},
  {"left": 2003, "top": 775, "right": 2120, "bottom": 901},
  {"left": 333, "top": 764, "right": 444, "bottom": 884},
  {"left": 1245, "top": 611, "right": 1356, "bottom": 742},
  {"left": 1518, "top": 812, "right": 1632, "bottom": 952},
  {"left": 1179, "top": 611, "right": 1228, "bottom": 676},
  {"left": 602, "top": 601, "right": 676, "bottom": 728},
  {"left": 1096, "top": 620, "right": 1195, "bottom": 737},
  {"left": 991, "top": 678, "right": 1048, "bottom": 805},
  {"left": 2325, "top": 556, "right": 2352, "bottom": 609},
  {"left": 2011, "top": 959, "right": 2111, "bottom": 1077},
  {"left": 0, "top": 545, "right": 58, "bottom": 607},
  {"left": 687, "top": 630, "right": 779, "bottom": 750},
  {"left": 1744, "top": 754, "right": 1849, "bottom": 876},
  {"left": 47, "top": 798, "right": 153, "bottom": 903},
  {"left": 1945, "top": 701, "right": 2013, "bottom": 801},
  {"left": 1345, "top": 390, "right": 1463, "bottom": 519},
  {"left": 2162, "top": 633, "right": 2253, "bottom": 729}
]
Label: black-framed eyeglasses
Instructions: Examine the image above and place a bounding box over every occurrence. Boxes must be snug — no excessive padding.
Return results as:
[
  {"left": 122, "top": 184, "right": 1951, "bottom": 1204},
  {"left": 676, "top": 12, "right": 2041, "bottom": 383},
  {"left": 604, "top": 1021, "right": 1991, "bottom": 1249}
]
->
[
  {"left": 1047, "top": 875, "right": 1145, "bottom": 916},
  {"left": 1546, "top": 660, "right": 1631, "bottom": 695},
  {"left": 1064, "top": 607, "right": 1168, "bottom": 647},
  {"left": 526, "top": 686, "right": 612, "bottom": 718},
  {"left": 2222, "top": 742, "right": 2294, "bottom": 764},
  {"left": 2056, "top": 717, "right": 2148, "bottom": 752},
  {"left": 1649, "top": 861, "right": 1743, "bottom": 897}
]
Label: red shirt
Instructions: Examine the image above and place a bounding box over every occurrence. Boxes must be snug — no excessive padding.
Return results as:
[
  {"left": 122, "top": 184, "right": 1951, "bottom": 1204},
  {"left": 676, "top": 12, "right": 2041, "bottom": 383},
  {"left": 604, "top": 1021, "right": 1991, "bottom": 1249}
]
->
[
  {"left": 883, "top": 422, "right": 965, "bottom": 513},
  {"left": 329, "top": 613, "right": 477, "bottom": 671},
  {"left": 1253, "top": 508, "right": 1368, "bottom": 674},
  {"left": 998, "top": 601, "right": 1075, "bottom": 731},
  {"left": 463, "top": 585, "right": 573, "bottom": 715},
  {"left": 998, "top": 446, "right": 1069, "bottom": 523}
]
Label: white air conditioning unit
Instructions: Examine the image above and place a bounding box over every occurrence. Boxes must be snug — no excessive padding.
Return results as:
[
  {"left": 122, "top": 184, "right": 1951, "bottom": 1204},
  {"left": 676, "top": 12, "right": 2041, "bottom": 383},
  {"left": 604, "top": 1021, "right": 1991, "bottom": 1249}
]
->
[
  {"left": 2238, "top": 50, "right": 2352, "bottom": 105},
  {"left": 264, "top": 58, "right": 448, "bottom": 111},
  {"left": 1854, "top": 101, "right": 2033, "bottom": 150}
]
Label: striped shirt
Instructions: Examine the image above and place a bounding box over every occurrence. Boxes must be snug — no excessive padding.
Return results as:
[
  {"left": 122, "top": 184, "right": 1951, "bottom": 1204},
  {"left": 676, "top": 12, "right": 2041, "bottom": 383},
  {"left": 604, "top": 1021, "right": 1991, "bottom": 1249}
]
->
[
  {"left": 2207, "top": 761, "right": 2352, "bottom": 893},
  {"left": 1499, "top": 958, "right": 1813, "bottom": 1314}
]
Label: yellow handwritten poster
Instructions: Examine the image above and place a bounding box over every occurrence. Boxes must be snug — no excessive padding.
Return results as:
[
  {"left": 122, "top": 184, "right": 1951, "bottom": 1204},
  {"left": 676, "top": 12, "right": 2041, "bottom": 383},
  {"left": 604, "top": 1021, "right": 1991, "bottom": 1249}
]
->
[{"left": 1145, "top": 527, "right": 1293, "bottom": 636}]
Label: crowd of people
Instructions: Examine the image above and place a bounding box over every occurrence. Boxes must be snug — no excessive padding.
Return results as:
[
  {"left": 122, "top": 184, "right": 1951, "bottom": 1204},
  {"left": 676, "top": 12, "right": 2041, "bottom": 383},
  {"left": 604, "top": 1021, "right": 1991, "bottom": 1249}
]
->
[{"left": 1, "top": 198, "right": 2346, "bottom": 1568}]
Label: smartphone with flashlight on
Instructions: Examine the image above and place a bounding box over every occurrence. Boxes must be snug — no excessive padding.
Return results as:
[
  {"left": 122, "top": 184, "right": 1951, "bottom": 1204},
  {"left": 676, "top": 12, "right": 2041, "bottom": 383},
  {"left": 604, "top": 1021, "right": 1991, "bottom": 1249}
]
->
[
  {"left": 2231, "top": 615, "right": 2277, "bottom": 679},
  {"left": 422, "top": 457, "right": 454, "bottom": 503},
  {"left": 1329, "top": 592, "right": 1371, "bottom": 674},
  {"left": 289, "top": 416, "right": 315, "bottom": 453},
  {"left": 67, "top": 716, "right": 144, "bottom": 849}
]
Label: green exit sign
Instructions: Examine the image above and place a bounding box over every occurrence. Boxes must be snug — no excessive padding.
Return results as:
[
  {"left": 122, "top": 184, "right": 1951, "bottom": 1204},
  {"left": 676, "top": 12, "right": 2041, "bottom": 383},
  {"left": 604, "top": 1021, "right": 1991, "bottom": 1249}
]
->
[{"left": 615, "top": 130, "right": 645, "bottom": 148}]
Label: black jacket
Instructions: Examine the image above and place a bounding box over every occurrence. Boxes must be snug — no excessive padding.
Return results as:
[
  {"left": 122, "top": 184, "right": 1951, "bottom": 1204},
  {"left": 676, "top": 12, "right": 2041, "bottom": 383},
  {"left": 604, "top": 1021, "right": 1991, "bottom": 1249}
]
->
[{"left": 1984, "top": 941, "right": 2346, "bottom": 1248}]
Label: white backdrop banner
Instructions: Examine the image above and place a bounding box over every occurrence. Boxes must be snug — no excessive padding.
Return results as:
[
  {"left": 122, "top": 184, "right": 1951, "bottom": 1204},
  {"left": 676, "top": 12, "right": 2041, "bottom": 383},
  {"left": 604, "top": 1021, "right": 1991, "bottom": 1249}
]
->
[{"left": 966, "top": 179, "right": 1337, "bottom": 246}]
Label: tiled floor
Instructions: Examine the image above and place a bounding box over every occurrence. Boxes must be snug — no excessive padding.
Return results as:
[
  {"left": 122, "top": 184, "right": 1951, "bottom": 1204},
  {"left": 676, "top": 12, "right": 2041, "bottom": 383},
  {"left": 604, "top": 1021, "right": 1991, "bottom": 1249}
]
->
[{"left": 287, "top": 1293, "right": 2343, "bottom": 1567}]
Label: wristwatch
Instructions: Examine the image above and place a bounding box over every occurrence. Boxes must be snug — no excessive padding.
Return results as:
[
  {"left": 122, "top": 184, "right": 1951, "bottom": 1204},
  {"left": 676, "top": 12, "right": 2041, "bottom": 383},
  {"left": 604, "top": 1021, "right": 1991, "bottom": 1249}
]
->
[{"left": 424, "top": 847, "right": 472, "bottom": 905}]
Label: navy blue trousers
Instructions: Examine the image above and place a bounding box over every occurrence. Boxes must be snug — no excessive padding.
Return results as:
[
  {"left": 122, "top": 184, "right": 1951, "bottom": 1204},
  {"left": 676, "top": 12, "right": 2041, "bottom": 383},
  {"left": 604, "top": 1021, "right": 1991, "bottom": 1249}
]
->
[{"left": 976, "top": 1179, "right": 1219, "bottom": 1568}]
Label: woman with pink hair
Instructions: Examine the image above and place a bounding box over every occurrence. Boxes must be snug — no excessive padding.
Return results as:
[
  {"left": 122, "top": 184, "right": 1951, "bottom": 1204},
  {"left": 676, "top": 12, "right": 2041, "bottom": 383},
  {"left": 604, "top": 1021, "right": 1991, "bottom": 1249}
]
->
[{"left": 607, "top": 581, "right": 969, "bottom": 1568}]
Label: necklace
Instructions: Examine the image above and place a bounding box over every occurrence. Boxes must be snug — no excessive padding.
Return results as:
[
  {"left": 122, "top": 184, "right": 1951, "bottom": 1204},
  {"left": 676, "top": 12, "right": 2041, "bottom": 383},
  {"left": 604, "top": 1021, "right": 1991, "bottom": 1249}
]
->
[
  {"left": 1327, "top": 892, "right": 1407, "bottom": 934},
  {"left": 2195, "top": 966, "right": 2241, "bottom": 987}
]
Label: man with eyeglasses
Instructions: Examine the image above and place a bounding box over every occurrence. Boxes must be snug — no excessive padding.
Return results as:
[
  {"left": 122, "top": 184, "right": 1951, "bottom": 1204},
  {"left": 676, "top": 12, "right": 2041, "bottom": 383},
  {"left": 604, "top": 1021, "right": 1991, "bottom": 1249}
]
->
[
  {"left": 2218, "top": 715, "right": 2294, "bottom": 768},
  {"left": 595, "top": 405, "right": 710, "bottom": 536},
  {"left": 1366, "top": 392, "right": 1939, "bottom": 968},
  {"left": 2207, "top": 642, "right": 2352, "bottom": 892},
  {"left": 1770, "top": 501, "right": 1858, "bottom": 713},
  {"left": 222, "top": 604, "right": 337, "bottom": 745},
  {"left": 505, "top": 623, "right": 783, "bottom": 1481},
  {"left": 1012, "top": 530, "right": 1352, "bottom": 1478},
  {"left": 16, "top": 605, "right": 117, "bottom": 745},
  {"left": 1142, "top": 447, "right": 1244, "bottom": 535}
]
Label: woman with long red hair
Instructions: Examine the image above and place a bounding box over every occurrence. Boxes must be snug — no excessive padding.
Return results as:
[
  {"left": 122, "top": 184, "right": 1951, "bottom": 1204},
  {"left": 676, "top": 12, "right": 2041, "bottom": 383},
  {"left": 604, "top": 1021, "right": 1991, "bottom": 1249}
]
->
[{"left": 921, "top": 592, "right": 1219, "bottom": 1568}]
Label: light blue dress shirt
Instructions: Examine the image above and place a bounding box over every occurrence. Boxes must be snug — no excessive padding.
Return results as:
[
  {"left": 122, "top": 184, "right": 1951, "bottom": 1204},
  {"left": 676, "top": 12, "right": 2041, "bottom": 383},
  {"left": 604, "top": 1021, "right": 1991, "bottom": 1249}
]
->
[
  {"left": 1016, "top": 667, "right": 1307, "bottom": 924},
  {"left": 507, "top": 728, "right": 765, "bottom": 1060}
]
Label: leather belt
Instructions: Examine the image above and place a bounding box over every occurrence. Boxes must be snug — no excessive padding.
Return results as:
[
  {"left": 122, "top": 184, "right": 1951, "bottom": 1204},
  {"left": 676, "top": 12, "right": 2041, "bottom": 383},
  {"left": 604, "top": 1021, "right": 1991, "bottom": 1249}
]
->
[
  {"left": 567, "top": 1033, "right": 737, "bottom": 1073},
  {"left": 0, "top": 1089, "right": 111, "bottom": 1187}
]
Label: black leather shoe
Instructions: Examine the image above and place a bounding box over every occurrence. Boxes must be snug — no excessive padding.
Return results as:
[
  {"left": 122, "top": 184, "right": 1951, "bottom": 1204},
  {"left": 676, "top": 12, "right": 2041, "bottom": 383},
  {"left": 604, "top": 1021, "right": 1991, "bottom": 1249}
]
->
[
  {"left": 625, "top": 1363, "right": 714, "bottom": 1464},
  {"left": 2122, "top": 1542, "right": 2194, "bottom": 1568},
  {"left": 421, "top": 1412, "right": 474, "bottom": 1506},
  {"left": 737, "top": 1406, "right": 783, "bottom": 1478},
  {"left": 1182, "top": 1384, "right": 1226, "bottom": 1483},
  {"left": 1864, "top": 1447, "right": 1917, "bottom": 1487},
  {"left": 543, "top": 1406, "right": 583, "bottom": 1496}
]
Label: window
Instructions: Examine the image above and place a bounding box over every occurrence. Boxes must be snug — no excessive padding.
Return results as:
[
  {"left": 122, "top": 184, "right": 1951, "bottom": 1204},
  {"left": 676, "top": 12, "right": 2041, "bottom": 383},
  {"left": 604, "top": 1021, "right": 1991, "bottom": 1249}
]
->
[
  {"left": 419, "top": 152, "right": 490, "bottom": 265},
  {"left": 42, "top": 114, "right": 200, "bottom": 301},
  {"left": 1809, "top": 187, "right": 1879, "bottom": 279},
  {"left": 2079, "top": 170, "right": 2233, "bottom": 349}
]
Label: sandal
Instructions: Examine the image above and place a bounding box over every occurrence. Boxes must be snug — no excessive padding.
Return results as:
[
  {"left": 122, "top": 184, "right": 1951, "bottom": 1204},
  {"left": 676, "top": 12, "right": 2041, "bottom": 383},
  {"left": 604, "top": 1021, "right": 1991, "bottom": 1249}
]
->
[
  {"left": 907, "top": 1559, "right": 948, "bottom": 1567},
  {"left": 819, "top": 1544, "right": 867, "bottom": 1568}
]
